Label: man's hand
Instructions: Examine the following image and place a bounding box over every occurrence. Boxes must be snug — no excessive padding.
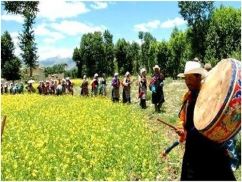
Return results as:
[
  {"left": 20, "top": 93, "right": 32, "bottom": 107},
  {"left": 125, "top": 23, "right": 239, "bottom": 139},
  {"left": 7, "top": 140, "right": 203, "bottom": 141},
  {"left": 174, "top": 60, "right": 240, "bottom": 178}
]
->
[
  {"left": 175, "top": 128, "right": 185, "bottom": 136},
  {"left": 175, "top": 128, "right": 186, "bottom": 143}
]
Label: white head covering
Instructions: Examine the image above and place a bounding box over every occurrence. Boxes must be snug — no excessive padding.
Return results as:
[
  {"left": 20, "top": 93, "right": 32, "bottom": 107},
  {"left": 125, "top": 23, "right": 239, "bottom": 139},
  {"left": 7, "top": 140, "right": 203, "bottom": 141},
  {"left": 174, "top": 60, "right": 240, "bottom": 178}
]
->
[
  {"left": 94, "top": 73, "right": 98, "bottom": 78},
  {"left": 125, "top": 71, "right": 130, "bottom": 77},
  {"left": 153, "top": 65, "right": 160, "bottom": 71},
  {"left": 178, "top": 61, "right": 207, "bottom": 78},
  {"left": 140, "top": 68, "right": 146, "bottom": 74}
]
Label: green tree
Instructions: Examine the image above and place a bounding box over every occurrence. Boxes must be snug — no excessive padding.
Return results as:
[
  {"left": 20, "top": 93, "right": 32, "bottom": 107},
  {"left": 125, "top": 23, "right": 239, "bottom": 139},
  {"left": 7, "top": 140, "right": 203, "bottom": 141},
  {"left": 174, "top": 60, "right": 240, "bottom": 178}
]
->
[
  {"left": 79, "top": 32, "right": 105, "bottom": 77},
  {"left": 141, "top": 32, "right": 156, "bottom": 73},
  {"left": 115, "top": 38, "right": 130, "bottom": 75},
  {"left": 19, "top": 11, "right": 38, "bottom": 77},
  {"left": 2, "top": 57, "right": 21, "bottom": 82},
  {"left": 3, "top": 1, "right": 39, "bottom": 15},
  {"left": 64, "top": 67, "right": 78, "bottom": 78},
  {"left": 1, "top": 31, "right": 21, "bottom": 81},
  {"left": 178, "top": 1, "right": 214, "bottom": 62},
  {"left": 103, "top": 30, "right": 115, "bottom": 76},
  {"left": 156, "top": 40, "right": 171, "bottom": 76},
  {"left": 129, "top": 42, "right": 140, "bottom": 74},
  {"left": 168, "top": 27, "right": 187, "bottom": 79},
  {"left": 44, "top": 64, "right": 66, "bottom": 77},
  {"left": 1, "top": 31, "right": 15, "bottom": 70},
  {"left": 205, "top": 6, "right": 241, "bottom": 65},
  {"left": 3, "top": 1, "right": 39, "bottom": 77},
  {"left": 72, "top": 47, "right": 83, "bottom": 77}
]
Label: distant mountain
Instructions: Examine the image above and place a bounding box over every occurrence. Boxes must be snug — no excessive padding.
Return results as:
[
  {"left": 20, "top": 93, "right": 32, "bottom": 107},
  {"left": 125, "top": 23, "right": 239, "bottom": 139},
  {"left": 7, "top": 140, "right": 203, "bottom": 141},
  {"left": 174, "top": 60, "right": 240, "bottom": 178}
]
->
[{"left": 39, "top": 57, "right": 76, "bottom": 70}]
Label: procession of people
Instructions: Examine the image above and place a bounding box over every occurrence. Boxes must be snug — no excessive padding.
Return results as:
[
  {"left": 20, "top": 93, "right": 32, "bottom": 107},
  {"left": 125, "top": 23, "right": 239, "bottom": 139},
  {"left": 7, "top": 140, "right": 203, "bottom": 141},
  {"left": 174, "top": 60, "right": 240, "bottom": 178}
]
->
[{"left": 1, "top": 59, "right": 241, "bottom": 180}]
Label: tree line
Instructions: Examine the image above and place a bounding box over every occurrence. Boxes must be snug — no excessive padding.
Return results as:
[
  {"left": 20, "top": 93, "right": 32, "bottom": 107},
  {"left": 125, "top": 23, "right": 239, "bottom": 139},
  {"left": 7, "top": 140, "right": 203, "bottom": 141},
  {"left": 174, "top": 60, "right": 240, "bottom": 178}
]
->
[
  {"left": 72, "top": 2, "right": 241, "bottom": 78},
  {"left": 1, "top": 2, "right": 241, "bottom": 82}
]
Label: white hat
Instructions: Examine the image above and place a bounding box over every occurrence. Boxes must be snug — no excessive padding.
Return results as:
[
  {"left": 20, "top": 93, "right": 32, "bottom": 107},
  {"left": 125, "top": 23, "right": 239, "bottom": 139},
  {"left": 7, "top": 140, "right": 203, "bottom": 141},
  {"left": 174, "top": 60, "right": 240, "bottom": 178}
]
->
[
  {"left": 140, "top": 68, "right": 146, "bottom": 74},
  {"left": 153, "top": 65, "right": 160, "bottom": 71},
  {"left": 114, "top": 73, "right": 118, "bottom": 77},
  {"left": 178, "top": 61, "right": 207, "bottom": 78},
  {"left": 125, "top": 71, "right": 130, "bottom": 77},
  {"left": 94, "top": 73, "right": 98, "bottom": 78}
]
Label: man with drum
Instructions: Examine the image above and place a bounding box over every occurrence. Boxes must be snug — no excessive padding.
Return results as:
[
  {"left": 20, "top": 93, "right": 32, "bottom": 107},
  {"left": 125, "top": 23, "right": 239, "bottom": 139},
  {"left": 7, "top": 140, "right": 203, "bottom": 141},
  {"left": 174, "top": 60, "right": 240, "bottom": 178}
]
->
[{"left": 176, "top": 61, "right": 235, "bottom": 180}]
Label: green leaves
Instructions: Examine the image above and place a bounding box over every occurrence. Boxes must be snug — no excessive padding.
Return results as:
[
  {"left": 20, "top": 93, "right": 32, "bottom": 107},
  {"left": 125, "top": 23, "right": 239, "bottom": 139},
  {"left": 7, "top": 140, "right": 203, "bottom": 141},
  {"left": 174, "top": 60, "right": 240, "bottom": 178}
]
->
[
  {"left": 205, "top": 7, "right": 241, "bottom": 62},
  {"left": 1, "top": 31, "right": 21, "bottom": 81}
]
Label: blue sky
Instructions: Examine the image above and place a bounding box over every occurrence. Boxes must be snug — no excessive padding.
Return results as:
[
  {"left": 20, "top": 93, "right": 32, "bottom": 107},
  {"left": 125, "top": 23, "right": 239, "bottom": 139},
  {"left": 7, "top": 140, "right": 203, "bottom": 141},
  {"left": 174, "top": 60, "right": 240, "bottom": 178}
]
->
[{"left": 1, "top": 1, "right": 241, "bottom": 62}]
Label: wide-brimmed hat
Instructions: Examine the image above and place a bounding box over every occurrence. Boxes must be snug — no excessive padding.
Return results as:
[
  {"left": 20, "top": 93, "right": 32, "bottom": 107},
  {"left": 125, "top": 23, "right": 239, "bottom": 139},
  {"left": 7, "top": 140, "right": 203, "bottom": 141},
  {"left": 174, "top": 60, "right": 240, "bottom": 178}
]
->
[
  {"left": 153, "top": 65, "right": 160, "bottom": 71},
  {"left": 114, "top": 73, "right": 118, "bottom": 77},
  {"left": 178, "top": 61, "right": 207, "bottom": 78},
  {"left": 27, "top": 79, "right": 35, "bottom": 84},
  {"left": 140, "top": 68, "right": 146, "bottom": 74}
]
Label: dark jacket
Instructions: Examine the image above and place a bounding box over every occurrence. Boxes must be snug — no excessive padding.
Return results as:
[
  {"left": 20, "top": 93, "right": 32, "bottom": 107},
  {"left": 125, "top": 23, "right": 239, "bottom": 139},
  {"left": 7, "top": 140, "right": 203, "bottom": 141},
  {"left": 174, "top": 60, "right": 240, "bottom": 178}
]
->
[{"left": 181, "top": 90, "right": 236, "bottom": 181}]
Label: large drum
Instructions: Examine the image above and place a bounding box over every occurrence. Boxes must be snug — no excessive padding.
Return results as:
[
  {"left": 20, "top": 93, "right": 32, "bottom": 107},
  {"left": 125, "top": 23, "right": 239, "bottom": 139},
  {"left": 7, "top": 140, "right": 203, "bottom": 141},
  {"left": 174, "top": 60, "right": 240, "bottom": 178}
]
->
[{"left": 194, "top": 58, "right": 241, "bottom": 143}]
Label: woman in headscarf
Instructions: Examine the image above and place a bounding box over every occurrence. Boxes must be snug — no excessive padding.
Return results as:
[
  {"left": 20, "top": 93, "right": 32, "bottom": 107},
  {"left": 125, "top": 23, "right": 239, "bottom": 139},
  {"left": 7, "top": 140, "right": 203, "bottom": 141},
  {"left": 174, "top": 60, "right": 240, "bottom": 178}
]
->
[
  {"left": 81, "top": 75, "right": 89, "bottom": 96},
  {"left": 138, "top": 68, "right": 147, "bottom": 109},
  {"left": 122, "top": 71, "right": 132, "bottom": 103},
  {"left": 149, "top": 65, "right": 165, "bottom": 112},
  {"left": 91, "top": 73, "right": 99, "bottom": 96},
  {"left": 111, "top": 73, "right": 120, "bottom": 102}
]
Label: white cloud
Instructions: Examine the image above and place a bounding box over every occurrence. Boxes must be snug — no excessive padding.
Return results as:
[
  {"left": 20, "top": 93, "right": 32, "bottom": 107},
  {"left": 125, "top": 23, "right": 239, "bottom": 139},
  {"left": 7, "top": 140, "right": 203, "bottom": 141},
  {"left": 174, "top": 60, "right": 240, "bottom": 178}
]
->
[
  {"left": 1, "top": 14, "right": 24, "bottom": 23},
  {"left": 134, "top": 24, "right": 148, "bottom": 32},
  {"left": 134, "top": 20, "right": 161, "bottom": 32},
  {"left": 147, "top": 20, "right": 161, "bottom": 29},
  {"left": 38, "top": 46, "right": 74, "bottom": 61},
  {"left": 50, "top": 20, "right": 106, "bottom": 36},
  {"left": 134, "top": 17, "right": 187, "bottom": 32},
  {"left": 160, "top": 17, "right": 186, "bottom": 28},
  {"left": 90, "top": 2, "right": 108, "bottom": 9},
  {"left": 38, "top": 1, "right": 89, "bottom": 21},
  {"left": 34, "top": 23, "right": 65, "bottom": 44},
  {"left": 9, "top": 32, "right": 21, "bottom": 56}
]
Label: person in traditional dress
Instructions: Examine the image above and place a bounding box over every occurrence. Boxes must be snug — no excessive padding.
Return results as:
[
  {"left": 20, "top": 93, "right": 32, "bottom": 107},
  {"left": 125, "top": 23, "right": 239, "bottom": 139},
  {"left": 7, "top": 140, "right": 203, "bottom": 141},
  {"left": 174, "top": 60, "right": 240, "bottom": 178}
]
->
[
  {"left": 18, "top": 82, "right": 24, "bottom": 94},
  {"left": 4, "top": 82, "right": 8, "bottom": 94},
  {"left": 80, "top": 75, "right": 89, "bottom": 96},
  {"left": 37, "top": 81, "right": 43, "bottom": 94},
  {"left": 99, "top": 73, "right": 107, "bottom": 96},
  {"left": 122, "top": 71, "right": 132, "bottom": 103},
  {"left": 66, "top": 77, "right": 73, "bottom": 95},
  {"left": 149, "top": 65, "right": 165, "bottom": 112},
  {"left": 176, "top": 61, "right": 235, "bottom": 180},
  {"left": 56, "top": 79, "right": 63, "bottom": 96},
  {"left": 91, "top": 73, "right": 99, "bottom": 96},
  {"left": 138, "top": 68, "right": 147, "bottom": 109},
  {"left": 111, "top": 73, "right": 120, "bottom": 102},
  {"left": 61, "top": 79, "right": 66, "bottom": 94}
]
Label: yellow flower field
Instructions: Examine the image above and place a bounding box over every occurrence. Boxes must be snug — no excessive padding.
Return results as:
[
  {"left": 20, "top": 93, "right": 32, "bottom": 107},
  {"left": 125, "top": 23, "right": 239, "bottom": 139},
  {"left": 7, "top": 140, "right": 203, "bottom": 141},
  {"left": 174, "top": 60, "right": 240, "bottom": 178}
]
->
[{"left": 1, "top": 94, "right": 168, "bottom": 180}]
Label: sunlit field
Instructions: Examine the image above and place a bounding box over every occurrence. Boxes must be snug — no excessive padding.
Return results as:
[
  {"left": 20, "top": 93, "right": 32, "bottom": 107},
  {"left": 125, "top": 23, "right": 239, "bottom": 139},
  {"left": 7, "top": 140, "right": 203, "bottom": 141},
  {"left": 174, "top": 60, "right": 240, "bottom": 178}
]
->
[{"left": 1, "top": 79, "right": 240, "bottom": 180}]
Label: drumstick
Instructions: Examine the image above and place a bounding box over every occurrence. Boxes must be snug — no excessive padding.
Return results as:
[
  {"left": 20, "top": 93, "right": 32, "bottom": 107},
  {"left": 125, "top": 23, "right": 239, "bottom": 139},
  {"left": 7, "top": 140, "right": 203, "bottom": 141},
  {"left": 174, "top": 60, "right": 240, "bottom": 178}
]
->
[{"left": 157, "top": 118, "right": 177, "bottom": 130}]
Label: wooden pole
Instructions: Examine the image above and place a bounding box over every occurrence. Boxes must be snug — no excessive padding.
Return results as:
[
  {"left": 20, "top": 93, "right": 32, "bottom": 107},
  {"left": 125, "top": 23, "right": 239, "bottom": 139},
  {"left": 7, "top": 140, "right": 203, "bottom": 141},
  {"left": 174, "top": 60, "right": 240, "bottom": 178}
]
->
[
  {"left": 1, "top": 115, "right": 7, "bottom": 141},
  {"left": 157, "top": 118, "right": 177, "bottom": 130}
]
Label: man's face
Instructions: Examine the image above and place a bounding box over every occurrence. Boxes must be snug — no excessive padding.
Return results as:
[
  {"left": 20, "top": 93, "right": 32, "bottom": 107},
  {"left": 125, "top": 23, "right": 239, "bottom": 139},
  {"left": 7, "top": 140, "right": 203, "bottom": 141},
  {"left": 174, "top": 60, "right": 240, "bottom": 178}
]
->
[{"left": 185, "top": 74, "right": 202, "bottom": 91}]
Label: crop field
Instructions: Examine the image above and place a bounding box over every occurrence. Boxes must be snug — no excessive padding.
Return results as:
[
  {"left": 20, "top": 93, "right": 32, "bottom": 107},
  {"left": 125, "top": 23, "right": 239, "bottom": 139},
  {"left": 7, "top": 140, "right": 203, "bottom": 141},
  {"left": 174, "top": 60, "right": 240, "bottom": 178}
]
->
[{"left": 1, "top": 79, "right": 241, "bottom": 180}]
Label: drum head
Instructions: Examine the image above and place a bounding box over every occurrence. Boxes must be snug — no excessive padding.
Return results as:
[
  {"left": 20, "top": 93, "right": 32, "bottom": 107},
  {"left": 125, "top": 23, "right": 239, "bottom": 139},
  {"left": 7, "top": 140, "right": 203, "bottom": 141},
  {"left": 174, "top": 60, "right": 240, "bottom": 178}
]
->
[{"left": 194, "top": 59, "right": 233, "bottom": 130}]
